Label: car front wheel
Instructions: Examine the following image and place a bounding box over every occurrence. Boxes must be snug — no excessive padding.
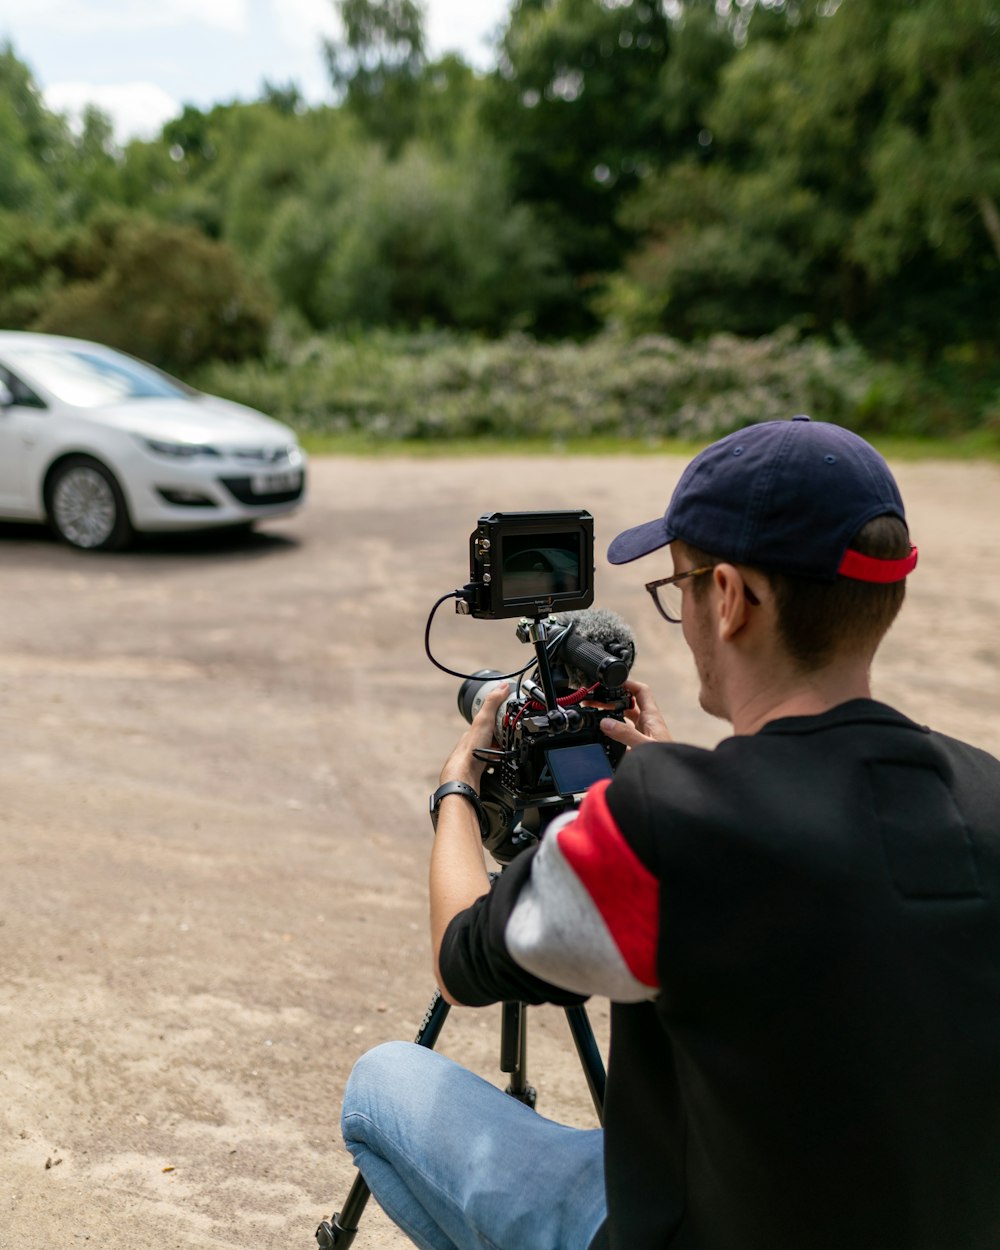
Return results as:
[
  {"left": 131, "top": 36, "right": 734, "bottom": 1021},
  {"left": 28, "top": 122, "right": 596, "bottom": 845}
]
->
[{"left": 47, "top": 456, "right": 134, "bottom": 552}]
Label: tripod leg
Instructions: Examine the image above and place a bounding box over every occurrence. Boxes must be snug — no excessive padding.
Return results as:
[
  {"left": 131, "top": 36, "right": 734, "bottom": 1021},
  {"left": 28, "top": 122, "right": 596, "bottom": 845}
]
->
[
  {"left": 414, "top": 988, "right": 451, "bottom": 1049},
  {"left": 316, "top": 1173, "right": 367, "bottom": 1249},
  {"left": 316, "top": 990, "right": 453, "bottom": 1247},
  {"left": 500, "top": 1001, "right": 537, "bottom": 1108},
  {"left": 564, "top": 1004, "right": 606, "bottom": 1124}
]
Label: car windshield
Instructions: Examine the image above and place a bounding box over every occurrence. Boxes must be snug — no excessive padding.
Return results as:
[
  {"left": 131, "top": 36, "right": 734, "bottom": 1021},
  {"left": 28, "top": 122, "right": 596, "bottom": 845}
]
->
[{"left": 3, "top": 345, "right": 189, "bottom": 408}]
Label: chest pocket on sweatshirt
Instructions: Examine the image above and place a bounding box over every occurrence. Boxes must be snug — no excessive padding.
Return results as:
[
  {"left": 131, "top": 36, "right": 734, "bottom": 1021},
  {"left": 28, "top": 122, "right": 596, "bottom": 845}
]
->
[{"left": 866, "top": 761, "right": 983, "bottom": 899}]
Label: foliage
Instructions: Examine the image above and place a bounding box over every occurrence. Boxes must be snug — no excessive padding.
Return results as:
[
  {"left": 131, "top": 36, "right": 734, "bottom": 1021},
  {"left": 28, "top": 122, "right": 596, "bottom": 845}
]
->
[
  {"left": 33, "top": 217, "right": 273, "bottom": 372},
  {"left": 0, "top": 42, "right": 70, "bottom": 218},
  {"left": 605, "top": 0, "right": 1000, "bottom": 354},
  {"left": 850, "top": 0, "right": 1000, "bottom": 275},
  {"left": 0, "top": 4, "right": 998, "bottom": 392},
  {"left": 191, "top": 325, "right": 985, "bottom": 446},
  {"left": 480, "top": 0, "right": 681, "bottom": 328},
  {"left": 325, "top": 0, "right": 426, "bottom": 152},
  {"left": 301, "top": 142, "right": 570, "bottom": 332},
  {"left": 0, "top": 208, "right": 127, "bottom": 328}
]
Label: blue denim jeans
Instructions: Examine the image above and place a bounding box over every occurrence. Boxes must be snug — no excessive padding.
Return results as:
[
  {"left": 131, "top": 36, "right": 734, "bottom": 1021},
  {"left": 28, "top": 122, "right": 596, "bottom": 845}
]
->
[{"left": 341, "top": 1040, "right": 607, "bottom": 1250}]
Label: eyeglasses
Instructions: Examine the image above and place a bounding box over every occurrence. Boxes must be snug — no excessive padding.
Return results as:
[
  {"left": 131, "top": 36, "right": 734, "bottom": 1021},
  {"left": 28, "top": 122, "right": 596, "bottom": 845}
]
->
[{"left": 645, "top": 566, "right": 715, "bottom": 623}]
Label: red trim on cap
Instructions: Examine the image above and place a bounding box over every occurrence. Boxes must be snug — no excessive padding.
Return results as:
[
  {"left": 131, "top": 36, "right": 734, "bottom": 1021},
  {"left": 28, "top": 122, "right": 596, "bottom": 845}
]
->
[{"left": 838, "top": 544, "right": 918, "bottom": 583}]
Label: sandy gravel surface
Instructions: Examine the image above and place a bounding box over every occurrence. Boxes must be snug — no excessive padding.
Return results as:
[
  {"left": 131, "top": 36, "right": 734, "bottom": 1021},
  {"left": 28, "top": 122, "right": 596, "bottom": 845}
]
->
[{"left": 1, "top": 454, "right": 998, "bottom": 1250}]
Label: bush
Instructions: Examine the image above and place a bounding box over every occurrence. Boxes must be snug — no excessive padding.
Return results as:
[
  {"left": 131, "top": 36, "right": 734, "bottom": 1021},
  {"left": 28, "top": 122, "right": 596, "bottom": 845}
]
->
[
  {"left": 191, "top": 325, "right": 964, "bottom": 444},
  {"left": 33, "top": 217, "right": 274, "bottom": 373}
]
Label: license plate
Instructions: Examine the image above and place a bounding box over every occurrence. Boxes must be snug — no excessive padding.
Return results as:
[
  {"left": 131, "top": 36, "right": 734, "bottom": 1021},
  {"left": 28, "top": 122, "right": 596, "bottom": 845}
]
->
[{"left": 250, "top": 470, "right": 301, "bottom": 494}]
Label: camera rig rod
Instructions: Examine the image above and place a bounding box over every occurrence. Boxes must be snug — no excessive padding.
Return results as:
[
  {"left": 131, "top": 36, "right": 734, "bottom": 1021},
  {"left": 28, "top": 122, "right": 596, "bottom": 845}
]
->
[{"left": 520, "top": 617, "right": 561, "bottom": 717}]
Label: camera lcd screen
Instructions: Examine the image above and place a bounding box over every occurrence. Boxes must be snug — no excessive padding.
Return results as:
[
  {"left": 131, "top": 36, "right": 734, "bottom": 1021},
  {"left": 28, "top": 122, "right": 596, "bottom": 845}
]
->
[
  {"left": 500, "top": 532, "right": 583, "bottom": 602},
  {"left": 545, "top": 743, "right": 614, "bottom": 797}
]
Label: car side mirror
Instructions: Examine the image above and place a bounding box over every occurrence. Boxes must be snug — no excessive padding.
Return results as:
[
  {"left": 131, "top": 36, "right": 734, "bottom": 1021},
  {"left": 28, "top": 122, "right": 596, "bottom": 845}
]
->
[{"left": 0, "top": 380, "right": 13, "bottom": 410}]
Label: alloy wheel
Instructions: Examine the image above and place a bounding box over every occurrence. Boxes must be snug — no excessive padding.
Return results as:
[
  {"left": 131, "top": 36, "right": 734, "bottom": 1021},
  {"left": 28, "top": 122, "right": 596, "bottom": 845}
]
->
[{"left": 52, "top": 465, "right": 119, "bottom": 549}]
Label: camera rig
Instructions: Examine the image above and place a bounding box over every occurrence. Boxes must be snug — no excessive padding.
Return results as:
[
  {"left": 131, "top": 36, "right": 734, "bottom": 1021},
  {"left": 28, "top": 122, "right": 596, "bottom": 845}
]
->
[
  {"left": 318, "top": 509, "right": 626, "bottom": 1249},
  {"left": 427, "top": 509, "right": 636, "bottom": 863}
]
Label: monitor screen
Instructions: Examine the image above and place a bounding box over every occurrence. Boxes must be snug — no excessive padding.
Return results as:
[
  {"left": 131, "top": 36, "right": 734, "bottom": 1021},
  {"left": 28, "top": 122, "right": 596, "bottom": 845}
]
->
[
  {"left": 545, "top": 743, "right": 614, "bottom": 797},
  {"left": 500, "top": 532, "right": 583, "bottom": 602}
]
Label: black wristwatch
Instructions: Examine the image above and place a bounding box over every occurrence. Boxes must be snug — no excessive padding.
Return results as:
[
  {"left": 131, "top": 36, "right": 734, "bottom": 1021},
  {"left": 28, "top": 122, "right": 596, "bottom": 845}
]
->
[{"left": 429, "top": 780, "right": 488, "bottom": 838}]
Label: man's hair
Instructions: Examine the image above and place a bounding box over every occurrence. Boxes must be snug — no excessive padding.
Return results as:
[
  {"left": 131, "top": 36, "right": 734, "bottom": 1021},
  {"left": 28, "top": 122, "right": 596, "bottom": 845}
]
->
[{"left": 681, "top": 515, "right": 910, "bottom": 669}]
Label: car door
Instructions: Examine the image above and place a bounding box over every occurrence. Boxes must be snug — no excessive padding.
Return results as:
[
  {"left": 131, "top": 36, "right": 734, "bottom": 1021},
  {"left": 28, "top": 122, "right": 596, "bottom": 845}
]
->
[{"left": 0, "top": 364, "right": 49, "bottom": 516}]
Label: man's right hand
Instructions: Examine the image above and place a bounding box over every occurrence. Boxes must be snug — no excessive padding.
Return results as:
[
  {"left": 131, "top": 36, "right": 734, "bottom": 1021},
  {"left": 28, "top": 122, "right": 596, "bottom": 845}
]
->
[{"left": 599, "top": 678, "right": 672, "bottom": 748}]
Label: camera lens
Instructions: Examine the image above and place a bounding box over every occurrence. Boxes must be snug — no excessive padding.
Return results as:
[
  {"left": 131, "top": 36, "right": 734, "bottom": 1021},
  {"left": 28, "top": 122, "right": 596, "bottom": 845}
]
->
[{"left": 457, "top": 669, "right": 506, "bottom": 724}]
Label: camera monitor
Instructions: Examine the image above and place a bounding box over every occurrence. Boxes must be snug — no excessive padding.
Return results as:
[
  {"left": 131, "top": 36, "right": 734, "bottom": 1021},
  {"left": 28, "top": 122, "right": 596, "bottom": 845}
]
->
[{"left": 468, "top": 510, "right": 595, "bottom": 620}]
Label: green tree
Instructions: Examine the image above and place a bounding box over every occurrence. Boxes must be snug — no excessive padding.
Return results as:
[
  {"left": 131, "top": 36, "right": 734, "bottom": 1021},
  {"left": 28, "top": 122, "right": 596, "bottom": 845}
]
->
[
  {"left": 0, "top": 97, "right": 51, "bottom": 216},
  {"left": 219, "top": 105, "right": 362, "bottom": 255},
  {"left": 482, "top": 0, "right": 731, "bottom": 331},
  {"left": 851, "top": 0, "right": 1000, "bottom": 273},
  {"left": 607, "top": 0, "right": 1000, "bottom": 354},
  {"left": 59, "top": 105, "right": 122, "bottom": 220},
  {"left": 411, "top": 53, "right": 485, "bottom": 157},
  {"left": 0, "top": 42, "right": 72, "bottom": 165},
  {"left": 325, "top": 0, "right": 426, "bottom": 152},
  {"left": 0, "top": 42, "right": 71, "bottom": 217},
  {"left": 111, "top": 135, "right": 189, "bottom": 218},
  {"left": 307, "top": 140, "right": 569, "bottom": 332},
  {"left": 0, "top": 211, "right": 63, "bottom": 326},
  {"left": 109, "top": 99, "right": 340, "bottom": 242},
  {"left": 33, "top": 217, "right": 273, "bottom": 371},
  {"left": 260, "top": 79, "right": 307, "bottom": 116}
]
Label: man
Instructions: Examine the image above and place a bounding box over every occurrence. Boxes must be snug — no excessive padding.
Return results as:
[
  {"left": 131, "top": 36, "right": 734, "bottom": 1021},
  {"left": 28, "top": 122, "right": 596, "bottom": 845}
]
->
[{"left": 342, "top": 416, "right": 1000, "bottom": 1250}]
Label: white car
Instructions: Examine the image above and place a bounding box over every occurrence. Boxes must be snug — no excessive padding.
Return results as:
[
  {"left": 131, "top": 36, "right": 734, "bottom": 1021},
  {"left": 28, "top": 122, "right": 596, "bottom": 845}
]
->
[{"left": 0, "top": 331, "right": 307, "bottom": 551}]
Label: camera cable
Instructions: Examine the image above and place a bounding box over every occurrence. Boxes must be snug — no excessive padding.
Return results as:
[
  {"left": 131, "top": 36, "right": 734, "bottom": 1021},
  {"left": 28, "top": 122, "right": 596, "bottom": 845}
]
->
[{"left": 424, "top": 590, "right": 554, "bottom": 683}]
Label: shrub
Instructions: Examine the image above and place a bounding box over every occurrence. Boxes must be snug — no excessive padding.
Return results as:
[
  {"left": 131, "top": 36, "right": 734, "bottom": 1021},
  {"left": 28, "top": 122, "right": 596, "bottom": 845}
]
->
[
  {"left": 33, "top": 217, "right": 274, "bottom": 372},
  {"left": 191, "top": 325, "right": 960, "bottom": 444}
]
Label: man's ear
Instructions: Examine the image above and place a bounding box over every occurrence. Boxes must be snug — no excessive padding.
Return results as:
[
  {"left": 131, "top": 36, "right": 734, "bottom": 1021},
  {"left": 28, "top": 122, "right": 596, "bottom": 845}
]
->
[{"left": 713, "top": 563, "right": 750, "bottom": 642}]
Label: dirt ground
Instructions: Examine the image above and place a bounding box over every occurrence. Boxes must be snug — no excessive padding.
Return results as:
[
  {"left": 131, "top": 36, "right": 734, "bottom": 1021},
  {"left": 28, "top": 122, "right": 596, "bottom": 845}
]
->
[{"left": 1, "top": 454, "right": 998, "bottom": 1250}]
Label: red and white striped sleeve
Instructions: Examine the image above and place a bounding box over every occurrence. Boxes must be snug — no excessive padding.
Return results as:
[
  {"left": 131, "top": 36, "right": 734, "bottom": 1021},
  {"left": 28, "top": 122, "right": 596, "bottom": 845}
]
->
[{"left": 503, "top": 779, "right": 661, "bottom": 1002}]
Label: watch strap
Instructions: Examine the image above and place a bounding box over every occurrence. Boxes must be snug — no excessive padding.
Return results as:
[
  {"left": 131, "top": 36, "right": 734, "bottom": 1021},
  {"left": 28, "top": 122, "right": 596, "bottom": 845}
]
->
[{"left": 430, "top": 780, "right": 487, "bottom": 838}]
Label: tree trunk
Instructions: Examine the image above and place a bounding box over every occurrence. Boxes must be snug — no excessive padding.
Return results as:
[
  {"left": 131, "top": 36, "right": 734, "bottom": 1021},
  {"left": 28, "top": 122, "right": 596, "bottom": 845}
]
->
[
  {"left": 943, "top": 74, "right": 1000, "bottom": 264},
  {"left": 975, "top": 192, "right": 1000, "bottom": 266}
]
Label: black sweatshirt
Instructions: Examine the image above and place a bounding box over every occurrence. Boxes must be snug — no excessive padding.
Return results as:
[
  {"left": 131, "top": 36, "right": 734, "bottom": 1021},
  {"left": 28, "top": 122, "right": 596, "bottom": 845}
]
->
[{"left": 440, "top": 700, "right": 1000, "bottom": 1250}]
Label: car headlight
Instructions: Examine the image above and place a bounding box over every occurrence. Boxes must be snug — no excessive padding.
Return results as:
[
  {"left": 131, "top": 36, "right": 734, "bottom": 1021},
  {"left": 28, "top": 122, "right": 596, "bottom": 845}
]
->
[{"left": 139, "top": 437, "right": 221, "bottom": 459}]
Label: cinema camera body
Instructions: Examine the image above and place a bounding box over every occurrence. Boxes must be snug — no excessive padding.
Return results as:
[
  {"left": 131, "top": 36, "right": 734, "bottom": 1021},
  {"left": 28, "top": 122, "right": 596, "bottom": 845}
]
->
[{"left": 451, "top": 509, "right": 636, "bottom": 864}]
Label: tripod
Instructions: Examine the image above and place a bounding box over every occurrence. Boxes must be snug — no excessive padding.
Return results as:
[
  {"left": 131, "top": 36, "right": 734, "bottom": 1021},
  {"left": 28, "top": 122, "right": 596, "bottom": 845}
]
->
[
  {"left": 317, "top": 606, "right": 621, "bottom": 1246},
  {"left": 315, "top": 987, "right": 607, "bottom": 1248}
]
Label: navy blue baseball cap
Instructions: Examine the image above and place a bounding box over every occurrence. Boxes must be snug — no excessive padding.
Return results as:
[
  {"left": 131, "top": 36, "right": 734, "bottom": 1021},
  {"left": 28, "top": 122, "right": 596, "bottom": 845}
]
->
[{"left": 607, "top": 416, "right": 918, "bottom": 582}]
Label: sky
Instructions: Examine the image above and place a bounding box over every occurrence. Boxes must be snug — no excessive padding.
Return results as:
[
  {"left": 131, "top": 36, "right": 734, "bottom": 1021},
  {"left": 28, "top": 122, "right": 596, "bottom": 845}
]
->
[{"left": 0, "top": 0, "right": 512, "bottom": 143}]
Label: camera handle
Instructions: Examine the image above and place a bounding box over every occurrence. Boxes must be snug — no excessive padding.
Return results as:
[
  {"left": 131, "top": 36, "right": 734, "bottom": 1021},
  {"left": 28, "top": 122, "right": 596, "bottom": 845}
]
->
[{"left": 315, "top": 989, "right": 606, "bottom": 1248}]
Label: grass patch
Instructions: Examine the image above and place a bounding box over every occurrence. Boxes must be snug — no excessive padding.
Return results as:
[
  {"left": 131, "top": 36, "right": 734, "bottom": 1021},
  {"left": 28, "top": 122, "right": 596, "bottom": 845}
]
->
[
  {"left": 869, "top": 430, "right": 1000, "bottom": 462},
  {"left": 297, "top": 432, "right": 713, "bottom": 457}
]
